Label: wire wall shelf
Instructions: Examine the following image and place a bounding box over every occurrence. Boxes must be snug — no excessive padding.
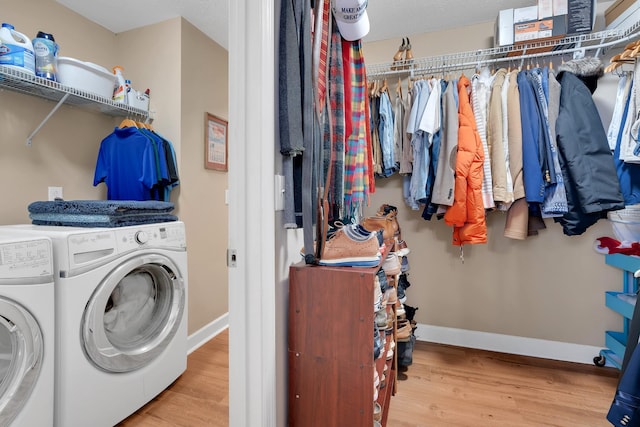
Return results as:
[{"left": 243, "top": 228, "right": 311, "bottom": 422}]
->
[
  {"left": 366, "top": 20, "right": 640, "bottom": 79},
  {"left": 0, "top": 65, "right": 151, "bottom": 145}
]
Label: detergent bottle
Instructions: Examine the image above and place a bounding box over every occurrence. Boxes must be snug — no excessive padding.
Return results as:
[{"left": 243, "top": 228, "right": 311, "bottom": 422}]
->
[
  {"left": 0, "top": 23, "right": 35, "bottom": 75},
  {"left": 32, "top": 31, "right": 58, "bottom": 81},
  {"left": 112, "top": 66, "right": 127, "bottom": 104}
]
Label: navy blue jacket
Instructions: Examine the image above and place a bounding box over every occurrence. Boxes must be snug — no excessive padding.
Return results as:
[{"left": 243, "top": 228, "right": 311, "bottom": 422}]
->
[{"left": 553, "top": 71, "right": 624, "bottom": 235}]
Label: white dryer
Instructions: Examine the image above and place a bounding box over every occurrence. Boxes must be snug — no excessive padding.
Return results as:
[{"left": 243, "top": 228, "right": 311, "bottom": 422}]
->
[
  {"left": 0, "top": 222, "right": 188, "bottom": 427},
  {"left": 0, "top": 235, "right": 54, "bottom": 426}
]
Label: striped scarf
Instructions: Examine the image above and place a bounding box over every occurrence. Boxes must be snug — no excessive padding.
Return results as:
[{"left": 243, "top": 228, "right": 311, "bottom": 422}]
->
[
  {"left": 342, "top": 39, "right": 371, "bottom": 217},
  {"left": 321, "top": 20, "right": 345, "bottom": 220}
]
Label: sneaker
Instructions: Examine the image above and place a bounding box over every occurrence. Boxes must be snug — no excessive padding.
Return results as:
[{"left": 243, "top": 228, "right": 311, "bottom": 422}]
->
[
  {"left": 376, "top": 268, "right": 388, "bottom": 292},
  {"left": 375, "top": 309, "right": 387, "bottom": 329},
  {"left": 373, "top": 324, "right": 382, "bottom": 359},
  {"left": 373, "top": 277, "right": 383, "bottom": 311},
  {"left": 398, "top": 273, "right": 411, "bottom": 292},
  {"left": 374, "top": 402, "right": 382, "bottom": 422},
  {"left": 385, "top": 287, "right": 397, "bottom": 305},
  {"left": 400, "top": 256, "right": 410, "bottom": 272},
  {"left": 395, "top": 238, "right": 410, "bottom": 256},
  {"left": 361, "top": 209, "right": 401, "bottom": 248},
  {"left": 317, "top": 224, "right": 382, "bottom": 267},
  {"left": 404, "top": 304, "right": 418, "bottom": 322},
  {"left": 381, "top": 252, "right": 401, "bottom": 276},
  {"left": 397, "top": 282, "right": 406, "bottom": 303},
  {"left": 396, "top": 302, "right": 406, "bottom": 317},
  {"left": 397, "top": 322, "right": 412, "bottom": 342},
  {"left": 386, "top": 340, "right": 395, "bottom": 360}
]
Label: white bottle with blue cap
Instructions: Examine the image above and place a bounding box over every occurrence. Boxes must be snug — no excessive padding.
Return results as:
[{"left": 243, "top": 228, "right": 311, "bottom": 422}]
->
[{"left": 0, "top": 23, "right": 35, "bottom": 75}]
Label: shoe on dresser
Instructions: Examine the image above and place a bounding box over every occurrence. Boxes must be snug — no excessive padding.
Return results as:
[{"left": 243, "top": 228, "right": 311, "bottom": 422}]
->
[{"left": 316, "top": 224, "right": 382, "bottom": 267}]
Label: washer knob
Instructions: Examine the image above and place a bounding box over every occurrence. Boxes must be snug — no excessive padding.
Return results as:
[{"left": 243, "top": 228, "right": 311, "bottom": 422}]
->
[{"left": 135, "top": 231, "right": 149, "bottom": 244}]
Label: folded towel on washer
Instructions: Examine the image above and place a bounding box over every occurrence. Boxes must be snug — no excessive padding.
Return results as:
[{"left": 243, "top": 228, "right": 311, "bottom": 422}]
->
[
  {"left": 29, "top": 212, "right": 178, "bottom": 228},
  {"left": 28, "top": 200, "right": 175, "bottom": 215}
]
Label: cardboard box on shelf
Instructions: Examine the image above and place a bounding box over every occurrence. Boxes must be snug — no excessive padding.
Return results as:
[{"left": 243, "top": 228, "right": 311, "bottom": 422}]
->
[
  {"left": 496, "top": 3, "right": 571, "bottom": 48},
  {"left": 605, "top": 0, "right": 640, "bottom": 28},
  {"left": 567, "top": 0, "right": 595, "bottom": 33},
  {"left": 539, "top": 0, "right": 554, "bottom": 19},
  {"left": 515, "top": 19, "right": 554, "bottom": 42},
  {"left": 514, "top": 14, "right": 567, "bottom": 42},
  {"left": 515, "top": 5, "right": 539, "bottom": 23},
  {"left": 554, "top": 0, "right": 568, "bottom": 15},
  {"left": 495, "top": 8, "right": 515, "bottom": 47}
]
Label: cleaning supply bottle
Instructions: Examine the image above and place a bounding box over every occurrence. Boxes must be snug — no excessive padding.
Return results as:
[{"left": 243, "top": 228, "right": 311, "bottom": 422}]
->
[
  {"left": 0, "top": 23, "right": 35, "bottom": 75},
  {"left": 32, "top": 31, "right": 58, "bottom": 81},
  {"left": 112, "top": 66, "right": 127, "bottom": 104},
  {"left": 125, "top": 79, "right": 133, "bottom": 104}
]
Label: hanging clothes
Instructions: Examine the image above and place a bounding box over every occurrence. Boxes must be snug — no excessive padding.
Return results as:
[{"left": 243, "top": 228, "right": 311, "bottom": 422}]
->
[
  {"left": 487, "top": 68, "right": 509, "bottom": 207},
  {"left": 378, "top": 88, "right": 396, "bottom": 177},
  {"left": 612, "top": 71, "right": 640, "bottom": 205},
  {"left": 554, "top": 58, "right": 625, "bottom": 236},
  {"left": 278, "top": 0, "right": 309, "bottom": 229},
  {"left": 517, "top": 70, "right": 545, "bottom": 206},
  {"left": 504, "top": 69, "right": 528, "bottom": 240},
  {"left": 94, "top": 124, "right": 177, "bottom": 201},
  {"left": 430, "top": 78, "right": 458, "bottom": 209},
  {"left": 471, "top": 68, "right": 495, "bottom": 210},
  {"left": 405, "top": 79, "right": 431, "bottom": 210},
  {"left": 443, "top": 75, "right": 487, "bottom": 246},
  {"left": 421, "top": 78, "right": 445, "bottom": 220},
  {"left": 528, "top": 68, "right": 567, "bottom": 218},
  {"left": 342, "top": 38, "right": 372, "bottom": 217},
  {"left": 321, "top": 21, "right": 346, "bottom": 218}
]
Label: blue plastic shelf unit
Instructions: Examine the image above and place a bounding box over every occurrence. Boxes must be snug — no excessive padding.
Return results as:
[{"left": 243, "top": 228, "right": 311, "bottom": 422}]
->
[{"left": 599, "top": 254, "right": 640, "bottom": 369}]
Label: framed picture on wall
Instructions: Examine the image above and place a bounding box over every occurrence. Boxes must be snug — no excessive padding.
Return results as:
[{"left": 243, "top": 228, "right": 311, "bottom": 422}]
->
[{"left": 205, "top": 113, "right": 228, "bottom": 171}]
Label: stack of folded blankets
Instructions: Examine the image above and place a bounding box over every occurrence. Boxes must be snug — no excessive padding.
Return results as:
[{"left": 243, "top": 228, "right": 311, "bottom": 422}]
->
[{"left": 28, "top": 200, "right": 178, "bottom": 227}]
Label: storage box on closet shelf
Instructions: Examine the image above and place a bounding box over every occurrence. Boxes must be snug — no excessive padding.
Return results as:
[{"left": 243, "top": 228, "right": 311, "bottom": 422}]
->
[{"left": 608, "top": 204, "right": 640, "bottom": 242}]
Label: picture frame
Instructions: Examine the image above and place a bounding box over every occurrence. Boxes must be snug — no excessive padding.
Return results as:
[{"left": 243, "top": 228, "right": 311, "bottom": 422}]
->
[{"left": 205, "top": 113, "right": 228, "bottom": 171}]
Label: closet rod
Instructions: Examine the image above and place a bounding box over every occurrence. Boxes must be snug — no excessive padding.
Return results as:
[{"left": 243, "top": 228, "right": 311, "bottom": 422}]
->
[{"left": 366, "top": 19, "right": 640, "bottom": 78}]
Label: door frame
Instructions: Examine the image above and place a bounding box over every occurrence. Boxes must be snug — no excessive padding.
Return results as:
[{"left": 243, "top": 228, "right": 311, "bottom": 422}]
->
[{"left": 228, "top": 1, "right": 278, "bottom": 426}]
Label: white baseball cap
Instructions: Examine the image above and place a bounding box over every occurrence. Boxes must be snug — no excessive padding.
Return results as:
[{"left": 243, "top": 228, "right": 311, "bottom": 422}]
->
[{"left": 331, "top": 0, "right": 370, "bottom": 41}]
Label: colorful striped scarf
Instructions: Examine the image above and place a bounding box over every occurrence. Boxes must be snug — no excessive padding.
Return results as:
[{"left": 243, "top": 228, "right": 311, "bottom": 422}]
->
[
  {"left": 342, "top": 39, "right": 372, "bottom": 217},
  {"left": 321, "top": 21, "right": 345, "bottom": 220}
]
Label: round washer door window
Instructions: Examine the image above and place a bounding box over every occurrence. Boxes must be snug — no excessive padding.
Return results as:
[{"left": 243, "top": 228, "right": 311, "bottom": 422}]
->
[
  {"left": 81, "top": 254, "right": 185, "bottom": 373},
  {"left": 0, "top": 297, "right": 43, "bottom": 426}
]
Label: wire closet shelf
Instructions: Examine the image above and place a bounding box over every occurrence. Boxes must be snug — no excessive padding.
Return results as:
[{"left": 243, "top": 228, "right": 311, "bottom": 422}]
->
[
  {"left": 365, "top": 20, "right": 640, "bottom": 79},
  {"left": 0, "top": 65, "right": 150, "bottom": 119},
  {"left": 0, "top": 64, "right": 152, "bottom": 145}
]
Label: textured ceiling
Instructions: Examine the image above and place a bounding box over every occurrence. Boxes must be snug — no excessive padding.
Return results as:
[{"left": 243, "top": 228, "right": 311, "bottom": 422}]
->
[{"left": 55, "top": 0, "right": 611, "bottom": 51}]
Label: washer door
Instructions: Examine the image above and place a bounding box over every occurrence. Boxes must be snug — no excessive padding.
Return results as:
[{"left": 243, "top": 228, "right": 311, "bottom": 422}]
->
[
  {"left": 0, "top": 297, "right": 43, "bottom": 426},
  {"left": 82, "top": 254, "right": 185, "bottom": 373}
]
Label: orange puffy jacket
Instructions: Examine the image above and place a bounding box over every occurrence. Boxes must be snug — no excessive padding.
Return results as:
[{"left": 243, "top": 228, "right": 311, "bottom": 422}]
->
[{"left": 443, "top": 76, "right": 487, "bottom": 246}]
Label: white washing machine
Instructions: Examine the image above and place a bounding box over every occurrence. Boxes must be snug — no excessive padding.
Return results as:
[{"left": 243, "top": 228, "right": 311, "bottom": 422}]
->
[
  {"left": 0, "top": 235, "right": 54, "bottom": 427},
  {"left": 0, "top": 222, "right": 188, "bottom": 427}
]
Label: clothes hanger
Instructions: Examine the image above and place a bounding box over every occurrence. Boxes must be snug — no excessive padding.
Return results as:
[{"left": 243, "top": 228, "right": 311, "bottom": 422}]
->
[
  {"left": 119, "top": 118, "right": 139, "bottom": 128},
  {"left": 379, "top": 78, "right": 388, "bottom": 94}
]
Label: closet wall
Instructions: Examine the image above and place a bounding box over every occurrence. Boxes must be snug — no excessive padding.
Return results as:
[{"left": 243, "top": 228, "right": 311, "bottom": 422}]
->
[
  {"left": 1, "top": 1, "right": 229, "bottom": 336},
  {"left": 361, "top": 12, "right": 623, "bottom": 351}
]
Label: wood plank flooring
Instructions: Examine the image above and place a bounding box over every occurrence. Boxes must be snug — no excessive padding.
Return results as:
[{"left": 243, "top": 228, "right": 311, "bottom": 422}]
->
[{"left": 117, "top": 329, "right": 619, "bottom": 426}]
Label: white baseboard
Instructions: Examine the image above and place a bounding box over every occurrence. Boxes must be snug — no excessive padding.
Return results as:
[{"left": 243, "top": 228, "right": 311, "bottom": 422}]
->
[
  {"left": 187, "top": 316, "right": 603, "bottom": 365},
  {"left": 413, "top": 323, "right": 603, "bottom": 365},
  {"left": 187, "top": 312, "right": 229, "bottom": 355}
]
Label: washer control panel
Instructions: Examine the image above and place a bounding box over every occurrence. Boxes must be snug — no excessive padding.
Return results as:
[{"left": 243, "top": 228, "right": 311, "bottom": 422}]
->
[
  {"left": 0, "top": 237, "right": 53, "bottom": 278},
  {"left": 115, "top": 222, "right": 186, "bottom": 252}
]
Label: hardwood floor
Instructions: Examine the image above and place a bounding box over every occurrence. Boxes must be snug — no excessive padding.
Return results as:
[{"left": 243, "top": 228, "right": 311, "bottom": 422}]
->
[
  {"left": 386, "top": 341, "right": 619, "bottom": 427},
  {"left": 118, "top": 329, "right": 619, "bottom": 426},
  {"left": 117, "top": 329, "right": 230, "bottom": 427}
]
